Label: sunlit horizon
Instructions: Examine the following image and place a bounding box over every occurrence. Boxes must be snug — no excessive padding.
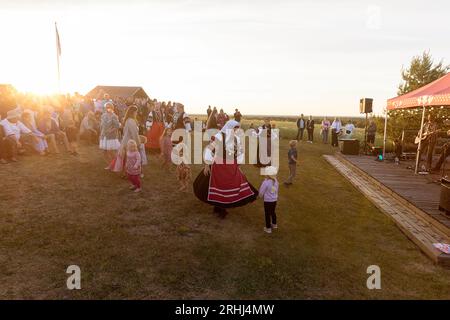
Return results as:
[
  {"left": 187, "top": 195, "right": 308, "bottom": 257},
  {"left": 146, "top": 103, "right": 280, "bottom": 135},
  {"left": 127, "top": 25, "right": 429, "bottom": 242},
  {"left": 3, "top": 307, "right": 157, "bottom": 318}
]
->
[{"left": 1, "top": 0, "right": 450, "bottom": 116}]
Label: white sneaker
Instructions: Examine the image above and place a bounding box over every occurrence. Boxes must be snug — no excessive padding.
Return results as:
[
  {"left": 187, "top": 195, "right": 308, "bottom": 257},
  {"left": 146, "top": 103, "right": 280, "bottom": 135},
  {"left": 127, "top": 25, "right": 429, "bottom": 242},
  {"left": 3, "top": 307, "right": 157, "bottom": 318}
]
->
[
  {"left": 264, "top": 227, "right": 272, "bottom": 234},
  {"left": 271, "top": 224, "right": 278, "bottom": 229}
]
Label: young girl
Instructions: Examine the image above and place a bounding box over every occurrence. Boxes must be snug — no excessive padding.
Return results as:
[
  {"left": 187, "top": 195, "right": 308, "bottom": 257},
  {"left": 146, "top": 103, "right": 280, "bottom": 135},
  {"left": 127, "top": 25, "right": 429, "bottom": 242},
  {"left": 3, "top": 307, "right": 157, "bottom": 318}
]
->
[
  {"left": 159, "top": 127, "right": 173, "bottom": 169},
  {"left": 126, "top": 140, "right": 142, "bottom": 193},
  {"left": 284, "top": 140, "right": 298, "bottom": 186},
  {"left": 175, "top": 144, "right": 191, "bottom": 192},
  {"left": 258, "top": 166, "right": 279, "bottom": 234},
  {"left": 177, "top": 161, "right": 191, "bottom": 192}
]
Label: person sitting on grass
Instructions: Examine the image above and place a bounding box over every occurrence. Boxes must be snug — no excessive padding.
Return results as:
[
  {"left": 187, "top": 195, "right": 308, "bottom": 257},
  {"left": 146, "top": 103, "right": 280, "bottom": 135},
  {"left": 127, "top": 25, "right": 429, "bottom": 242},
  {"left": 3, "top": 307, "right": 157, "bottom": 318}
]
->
[
  {"left": 39, "top": 110, "right": 73, "bottom": 154},
  {"left": 0, "top": 121, "right": 8, "bottom": 164},
  {"left": 259, "top": 166, "right": 279, "bottom": 234},
  {"left": 0, "top": 109, "right": 33, "bottom": 162},
  {"left": 284, "top": 140, "right": 298, "bottom": 186},
  {"left": 60, "top": 104, "right": 80, "bottom": 155},
  {"left": 21, "top": 111, "right": 49, "bottom": 156},
  {"left": 126, "top": 140, "right": 142, "bottom": 193}
]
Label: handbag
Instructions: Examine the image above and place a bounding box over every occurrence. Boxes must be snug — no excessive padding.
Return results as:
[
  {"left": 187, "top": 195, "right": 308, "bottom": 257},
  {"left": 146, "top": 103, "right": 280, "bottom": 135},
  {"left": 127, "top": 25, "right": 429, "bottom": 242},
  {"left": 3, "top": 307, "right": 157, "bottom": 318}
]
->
[{"left": 110, "top": 153, "right": 124, "bottom": 172}]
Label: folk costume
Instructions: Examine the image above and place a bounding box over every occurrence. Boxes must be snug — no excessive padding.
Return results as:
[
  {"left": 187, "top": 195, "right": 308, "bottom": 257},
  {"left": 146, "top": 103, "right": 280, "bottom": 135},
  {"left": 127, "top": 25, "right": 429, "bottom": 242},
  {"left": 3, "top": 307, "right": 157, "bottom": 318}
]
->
[
  {"left": 145, "top": 106, "right": 165, "bottom": 150},
  {"left": 193, "top": 120, "right": 258, "bottom": 215}
]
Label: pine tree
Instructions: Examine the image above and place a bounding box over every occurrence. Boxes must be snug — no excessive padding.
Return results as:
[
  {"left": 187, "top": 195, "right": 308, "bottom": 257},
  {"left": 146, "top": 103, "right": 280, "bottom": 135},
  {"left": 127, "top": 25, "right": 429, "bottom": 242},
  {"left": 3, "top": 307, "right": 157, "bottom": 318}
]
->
[{"left": 398, "top": 51, "right": 449, "bottom": 95}]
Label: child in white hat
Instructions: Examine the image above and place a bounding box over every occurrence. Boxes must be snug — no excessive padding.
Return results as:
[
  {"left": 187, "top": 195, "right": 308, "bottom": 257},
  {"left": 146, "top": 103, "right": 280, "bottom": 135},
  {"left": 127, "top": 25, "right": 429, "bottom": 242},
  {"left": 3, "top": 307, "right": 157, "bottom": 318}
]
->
[{"left": 258, "top": 166, "right": 279, "bottom": 234}]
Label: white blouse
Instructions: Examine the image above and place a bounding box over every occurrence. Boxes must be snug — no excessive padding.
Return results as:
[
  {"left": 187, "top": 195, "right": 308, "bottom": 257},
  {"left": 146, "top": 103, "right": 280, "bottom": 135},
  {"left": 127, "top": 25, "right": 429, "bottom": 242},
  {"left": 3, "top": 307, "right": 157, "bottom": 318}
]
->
[
  {"left": 204, "top": 132, "right": 244, "bottom": 164},
  {"left": 0, "top": 119, "right": 31, "bottom": 140}
]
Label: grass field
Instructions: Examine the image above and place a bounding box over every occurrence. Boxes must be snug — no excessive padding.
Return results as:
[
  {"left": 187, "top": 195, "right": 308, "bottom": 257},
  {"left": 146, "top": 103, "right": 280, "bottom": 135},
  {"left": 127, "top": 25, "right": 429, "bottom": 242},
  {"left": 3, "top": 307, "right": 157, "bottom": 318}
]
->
[{"left": 0, "top": 120, "right": 449, "bottom": 299}]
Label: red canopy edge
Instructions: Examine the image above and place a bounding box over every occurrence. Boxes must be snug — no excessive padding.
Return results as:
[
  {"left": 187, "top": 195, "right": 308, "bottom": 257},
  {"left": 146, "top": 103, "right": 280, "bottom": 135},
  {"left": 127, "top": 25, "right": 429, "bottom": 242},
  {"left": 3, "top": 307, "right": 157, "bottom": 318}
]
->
[{"left": 387, "top": 72, "right": 450, "bottom": 110}]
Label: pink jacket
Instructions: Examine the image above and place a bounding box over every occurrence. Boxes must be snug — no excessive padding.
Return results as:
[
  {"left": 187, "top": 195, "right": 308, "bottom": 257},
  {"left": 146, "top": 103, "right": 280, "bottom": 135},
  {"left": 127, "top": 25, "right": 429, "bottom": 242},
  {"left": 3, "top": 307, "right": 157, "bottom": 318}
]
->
[{"left": 126, "top": 151, "right": 141, "bottom": 175}]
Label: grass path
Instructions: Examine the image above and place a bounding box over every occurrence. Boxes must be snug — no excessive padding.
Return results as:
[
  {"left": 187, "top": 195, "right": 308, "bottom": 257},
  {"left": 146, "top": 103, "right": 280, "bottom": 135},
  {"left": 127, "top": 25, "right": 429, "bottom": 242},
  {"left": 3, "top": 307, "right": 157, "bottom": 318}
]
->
[{"left": 0, "top": 133, "right": 449, "bottom": 299}]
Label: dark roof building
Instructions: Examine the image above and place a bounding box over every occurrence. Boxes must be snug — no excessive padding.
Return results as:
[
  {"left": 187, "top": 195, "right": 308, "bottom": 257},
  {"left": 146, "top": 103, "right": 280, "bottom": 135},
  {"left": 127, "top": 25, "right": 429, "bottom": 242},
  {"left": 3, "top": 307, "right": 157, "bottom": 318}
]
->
[{"left": 86, "top": 85, "right": 149, "bottom": 100}]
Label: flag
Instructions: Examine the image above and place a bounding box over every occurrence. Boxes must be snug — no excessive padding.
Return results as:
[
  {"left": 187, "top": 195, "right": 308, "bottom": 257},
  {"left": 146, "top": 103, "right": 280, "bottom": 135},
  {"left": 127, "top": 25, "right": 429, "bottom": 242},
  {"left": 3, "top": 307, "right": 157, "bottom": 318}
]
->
[{"left": 55, "top": 22, "right": 61, "bottom": 56}]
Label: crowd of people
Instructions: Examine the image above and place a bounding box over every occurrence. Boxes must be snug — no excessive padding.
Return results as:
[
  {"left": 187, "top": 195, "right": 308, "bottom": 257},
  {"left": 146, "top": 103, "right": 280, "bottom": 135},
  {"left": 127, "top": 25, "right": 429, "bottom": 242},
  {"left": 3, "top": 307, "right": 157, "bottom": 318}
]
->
[
  {"left": 204, "top": 105, "right": 242, "bottom": 130},
  {"left": 0, "top": 90, "right": 195, "bottom": 192},
  {"left": 0, "top": 89, "right": 306, "bottom": 234},
  {"left": 3, "top": 87, "right": 447, "bottom": 234},
  {"left": 295, "top": 114, "right": 376, "bottom": 147}
]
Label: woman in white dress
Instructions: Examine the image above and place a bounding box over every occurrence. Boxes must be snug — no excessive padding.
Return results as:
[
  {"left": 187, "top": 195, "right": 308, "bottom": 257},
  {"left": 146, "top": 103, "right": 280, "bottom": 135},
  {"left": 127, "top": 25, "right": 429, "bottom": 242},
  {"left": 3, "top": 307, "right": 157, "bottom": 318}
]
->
[{"left": 99, "top": 102, "right": 121, "bottom": 167}]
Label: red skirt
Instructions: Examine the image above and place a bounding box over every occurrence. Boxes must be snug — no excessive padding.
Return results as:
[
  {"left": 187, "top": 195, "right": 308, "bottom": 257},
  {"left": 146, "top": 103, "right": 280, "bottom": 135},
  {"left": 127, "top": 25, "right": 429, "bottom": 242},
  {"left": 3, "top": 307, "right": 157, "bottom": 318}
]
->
[
  {"left": 193, "top": 163, "right": 258, "bottom": 208},
  {"left": 146, "top": 122, "right": 164, "bottom": 150}
]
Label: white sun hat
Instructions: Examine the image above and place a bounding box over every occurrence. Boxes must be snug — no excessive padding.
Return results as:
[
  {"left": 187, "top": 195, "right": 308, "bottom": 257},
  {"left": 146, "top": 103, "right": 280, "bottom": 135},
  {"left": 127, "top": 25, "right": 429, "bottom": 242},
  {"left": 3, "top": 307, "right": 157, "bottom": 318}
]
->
[{"left": 263, "top": 166, "right": 278, "bottom": 178}]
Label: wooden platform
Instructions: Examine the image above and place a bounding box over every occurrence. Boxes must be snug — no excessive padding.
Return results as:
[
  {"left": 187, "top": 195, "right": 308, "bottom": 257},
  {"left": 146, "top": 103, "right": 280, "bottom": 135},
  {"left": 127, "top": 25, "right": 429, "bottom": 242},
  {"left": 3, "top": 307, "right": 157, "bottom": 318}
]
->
[
  {"left": 340, "top": 154, "right": 450, "bottom": 231},
  {"left": 324, "top": 154, "right": 450, "bottom": 267}
]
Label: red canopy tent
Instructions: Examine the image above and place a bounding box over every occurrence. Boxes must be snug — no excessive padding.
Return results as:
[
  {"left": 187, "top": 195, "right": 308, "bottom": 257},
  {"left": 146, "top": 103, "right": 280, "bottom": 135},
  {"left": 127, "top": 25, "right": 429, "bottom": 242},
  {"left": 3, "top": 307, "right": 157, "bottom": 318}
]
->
[
  {"left": 384, "top": 72, "right": 450, "bottom": 173},
  {"left": 387, "top": 72, "right": 450, "bottom": 110}
]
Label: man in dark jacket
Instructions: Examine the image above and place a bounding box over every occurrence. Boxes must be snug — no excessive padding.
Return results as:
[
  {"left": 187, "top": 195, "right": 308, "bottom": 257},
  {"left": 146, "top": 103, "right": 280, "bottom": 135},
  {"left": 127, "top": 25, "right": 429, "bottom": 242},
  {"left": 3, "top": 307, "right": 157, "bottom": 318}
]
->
[
  {"left": 306, "top": 115, "right": 315, "bottom": 143},
  {"left": 367, "top": 120, "right": 377, "bottom": 145},
  {"left": 296, "top": 114, "right": 305, "bottom": 141}
]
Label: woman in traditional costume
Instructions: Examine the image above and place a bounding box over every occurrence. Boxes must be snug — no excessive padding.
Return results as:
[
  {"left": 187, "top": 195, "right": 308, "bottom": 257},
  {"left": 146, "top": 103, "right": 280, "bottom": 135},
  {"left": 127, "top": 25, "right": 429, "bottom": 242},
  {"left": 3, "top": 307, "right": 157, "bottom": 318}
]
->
[
  {"left": 193, "top": 120, "right": 258, "bottom": 218},
  {"left": 110, "top": 105, "right": 141, "bottom": 174},
  {"left": 99, "top": 102, "right": 121, "bottom": 167},
  {"left": 145, "top": 102, "right": 165, "bottom": 151},
  {"left": 172, "top": 103, "right": 189, "bottom": 130}
]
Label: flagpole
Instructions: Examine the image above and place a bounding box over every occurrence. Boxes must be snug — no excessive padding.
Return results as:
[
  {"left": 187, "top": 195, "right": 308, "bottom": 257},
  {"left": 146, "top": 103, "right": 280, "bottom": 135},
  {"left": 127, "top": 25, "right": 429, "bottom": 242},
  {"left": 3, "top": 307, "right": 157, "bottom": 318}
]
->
[{"left": 55, "top": 22, "right": 61, "bottom": 93}]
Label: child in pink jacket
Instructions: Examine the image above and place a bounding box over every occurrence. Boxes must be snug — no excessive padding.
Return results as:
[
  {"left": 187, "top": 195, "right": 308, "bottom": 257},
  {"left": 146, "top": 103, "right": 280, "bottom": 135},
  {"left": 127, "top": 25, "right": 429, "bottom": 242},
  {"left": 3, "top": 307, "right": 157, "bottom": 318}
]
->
[{"left": 126, "top": 140, "right": 142, "bottom": 193}]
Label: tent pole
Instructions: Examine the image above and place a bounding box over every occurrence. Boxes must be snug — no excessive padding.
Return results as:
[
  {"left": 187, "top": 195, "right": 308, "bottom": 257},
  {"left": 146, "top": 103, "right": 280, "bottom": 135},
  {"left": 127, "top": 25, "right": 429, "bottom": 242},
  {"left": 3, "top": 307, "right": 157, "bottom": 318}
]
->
[
  {"left": 382, "top": 109, "right": 388, "bottom": 159},
  {"left": 414, "top": 106, "right": 426, "bottom": 174}
]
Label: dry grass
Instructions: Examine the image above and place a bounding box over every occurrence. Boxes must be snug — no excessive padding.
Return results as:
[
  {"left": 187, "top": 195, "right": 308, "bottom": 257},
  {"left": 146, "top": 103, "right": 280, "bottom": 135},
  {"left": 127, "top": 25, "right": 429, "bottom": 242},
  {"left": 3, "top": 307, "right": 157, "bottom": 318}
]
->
[{"left": 0, "top": 123, "right": 449, "bottom": 300}]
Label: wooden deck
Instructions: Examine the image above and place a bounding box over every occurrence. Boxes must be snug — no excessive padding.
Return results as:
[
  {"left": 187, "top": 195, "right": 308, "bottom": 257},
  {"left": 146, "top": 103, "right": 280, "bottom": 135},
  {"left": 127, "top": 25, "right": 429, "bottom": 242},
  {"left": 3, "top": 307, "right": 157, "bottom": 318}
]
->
[
  {"left": 340, "top": 154, "right": 450, "bottom": 230},
  {"left": 324, "top": 154, "right": 450, "bottom": 267}
]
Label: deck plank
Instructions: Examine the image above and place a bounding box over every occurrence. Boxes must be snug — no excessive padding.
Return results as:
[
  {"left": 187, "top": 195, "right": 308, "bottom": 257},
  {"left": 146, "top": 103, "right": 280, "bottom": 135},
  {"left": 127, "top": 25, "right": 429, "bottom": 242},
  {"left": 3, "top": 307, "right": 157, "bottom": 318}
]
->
[
  {"left": 324, "top": 154, "right": 450, "bottom": 267},
  {"left": 341, "top": 154, "right": 450, "bottom": 229}
]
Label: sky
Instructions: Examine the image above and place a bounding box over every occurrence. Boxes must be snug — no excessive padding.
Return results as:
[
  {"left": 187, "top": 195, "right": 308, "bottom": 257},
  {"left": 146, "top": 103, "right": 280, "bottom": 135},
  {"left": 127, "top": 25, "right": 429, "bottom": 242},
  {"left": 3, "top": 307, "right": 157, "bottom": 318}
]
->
[{"left": 0, "top": 0, "right": 449, "bottom": 116}]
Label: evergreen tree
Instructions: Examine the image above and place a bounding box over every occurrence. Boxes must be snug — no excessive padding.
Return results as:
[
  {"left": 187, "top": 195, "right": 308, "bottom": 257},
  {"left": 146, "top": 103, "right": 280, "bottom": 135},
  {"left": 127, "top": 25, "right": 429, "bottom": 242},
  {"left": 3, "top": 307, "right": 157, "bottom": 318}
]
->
[{"left": 398, "top": 51, "right": 448, "bottom": 95}]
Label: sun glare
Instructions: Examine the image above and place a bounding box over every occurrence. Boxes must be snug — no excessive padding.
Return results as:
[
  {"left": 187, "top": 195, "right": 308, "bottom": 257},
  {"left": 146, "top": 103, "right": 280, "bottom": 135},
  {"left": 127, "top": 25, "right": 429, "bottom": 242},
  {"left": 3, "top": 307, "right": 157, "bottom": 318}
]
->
[{"left": 13, "top": 79, "right": 59, "bottom": 96}]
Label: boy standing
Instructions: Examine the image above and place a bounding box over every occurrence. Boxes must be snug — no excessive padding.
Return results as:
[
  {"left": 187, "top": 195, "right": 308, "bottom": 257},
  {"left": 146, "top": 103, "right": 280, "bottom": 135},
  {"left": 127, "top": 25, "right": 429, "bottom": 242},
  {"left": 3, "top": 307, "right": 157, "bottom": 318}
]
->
[{"left": 284, "top": 140, "right": 298, "bottom": 186}]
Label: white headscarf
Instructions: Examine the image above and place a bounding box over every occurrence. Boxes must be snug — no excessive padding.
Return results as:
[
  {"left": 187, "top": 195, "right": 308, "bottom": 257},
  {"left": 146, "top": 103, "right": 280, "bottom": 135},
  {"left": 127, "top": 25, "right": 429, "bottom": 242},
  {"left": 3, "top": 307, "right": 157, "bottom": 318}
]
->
[
  {"left": 215, "top": 119, "right": 240, "bottom": 142},
  {"left": 220, "top": 120, "right": 240, "bottom": 133},
  {"left": 212, "top": 119, "right": 244, "bottom": 163}
]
